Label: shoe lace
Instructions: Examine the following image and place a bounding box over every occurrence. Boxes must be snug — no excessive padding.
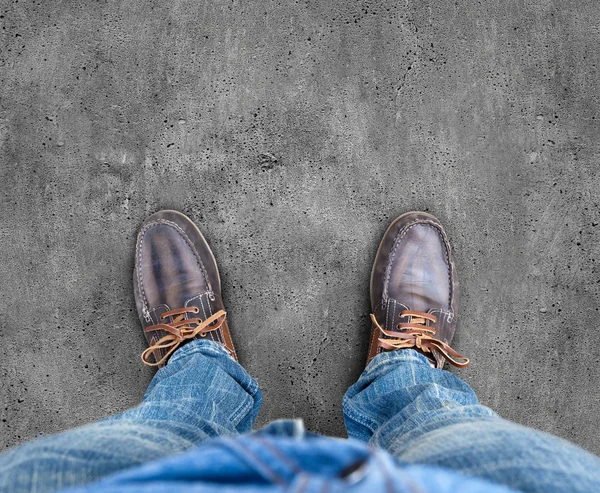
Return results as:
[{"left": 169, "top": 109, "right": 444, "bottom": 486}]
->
[
  {"left": 370, "top": 310, "right": 469, "bottom": 368},
  {"left": 141, "top": 308, "right": 228, "bottom": 367}
]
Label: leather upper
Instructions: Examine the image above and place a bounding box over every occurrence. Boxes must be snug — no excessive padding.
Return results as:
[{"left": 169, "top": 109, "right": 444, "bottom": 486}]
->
[
  {"left": 367, "top": 212, "right": 465, "bottom": 369},
  {"left": 133, "top": 210, "right": 237, "bottom": 367}
]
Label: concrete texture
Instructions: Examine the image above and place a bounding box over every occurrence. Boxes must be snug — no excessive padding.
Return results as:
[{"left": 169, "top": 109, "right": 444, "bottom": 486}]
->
[{"left": 1, "top": 0, "right": 600, "bottom": 454}]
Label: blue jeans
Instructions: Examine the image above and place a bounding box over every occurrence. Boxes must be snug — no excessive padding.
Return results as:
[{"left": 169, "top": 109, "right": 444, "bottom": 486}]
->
[{"left": 0, "top": 340, "right": 599, "bottom": 492}]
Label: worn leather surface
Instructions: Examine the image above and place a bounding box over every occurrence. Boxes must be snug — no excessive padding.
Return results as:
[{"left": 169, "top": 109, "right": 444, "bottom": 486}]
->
[
  {"left": 368, "top": 212, "right": 459, "bottom": 368},
  {"left": 133, "top": 210, "right": 237, "bottom": 366}
]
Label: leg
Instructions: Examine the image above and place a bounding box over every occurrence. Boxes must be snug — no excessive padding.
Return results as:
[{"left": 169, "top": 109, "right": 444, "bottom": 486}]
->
[
  {"left": 344, "top": 349, "right": 600, "bottom": 493},
  {"left": 0, "top": 339, "right": 261, "bottom": 493},
  {"left": 356, "top": 212, "right": 600, "bottom": 492},
  {"left": 0, "top": 210, "right": 257, "bottom": 492}
]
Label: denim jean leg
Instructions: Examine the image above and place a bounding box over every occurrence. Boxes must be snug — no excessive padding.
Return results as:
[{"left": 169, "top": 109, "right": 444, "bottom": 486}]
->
[
  {"left": 0, "top": 339, "right": 262, "bottom": 493},
  {"left": 343, "top": 349, "right": 600, "bottom": 493}
]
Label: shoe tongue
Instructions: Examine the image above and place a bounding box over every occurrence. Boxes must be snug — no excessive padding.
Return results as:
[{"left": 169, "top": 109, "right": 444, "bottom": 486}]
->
[
  {"left": 396, "top": 306, "right": 437, "bottom": 325},
  {"left": 397, "top": 292, "right": 444, "bottom": 314}
]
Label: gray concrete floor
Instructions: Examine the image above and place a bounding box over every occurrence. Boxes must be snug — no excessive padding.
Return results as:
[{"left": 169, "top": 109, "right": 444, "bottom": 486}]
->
[{"left": 1, "top": 0, "right": 600, "bottom": 455}]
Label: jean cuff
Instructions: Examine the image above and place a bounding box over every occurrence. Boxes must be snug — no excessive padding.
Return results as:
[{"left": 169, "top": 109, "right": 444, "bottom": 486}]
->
[
  {"left": 168, "top": 338, "right": 232, "bottom": 365},
  {"left": 364, "top": 349, "right": 431, "bottom": 375}
]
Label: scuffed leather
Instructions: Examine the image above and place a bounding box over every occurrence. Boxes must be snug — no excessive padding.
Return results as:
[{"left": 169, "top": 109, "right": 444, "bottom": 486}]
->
[
  {"left": 368, "top": 212, "right": 459, "bottom": 368},
  {"left": 134, "top": 210, "right": 237, "bottom": 367}
]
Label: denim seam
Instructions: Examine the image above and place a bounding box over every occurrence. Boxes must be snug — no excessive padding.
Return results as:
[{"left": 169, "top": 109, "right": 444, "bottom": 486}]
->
[
  {"left": 364, "top": 351, "right": 430, "bottom": 376},
  {"left": 343, "top": 401, "right": 379, "bottom": 433},
  {"left": 229, "top": 389, "right": 259, "bottom": 425}
]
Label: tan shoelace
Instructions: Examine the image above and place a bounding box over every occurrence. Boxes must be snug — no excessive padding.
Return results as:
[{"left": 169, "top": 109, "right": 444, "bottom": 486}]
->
[
  {"left": 370, "top": 310, "right": 469, "bottom": 368},
  {"left": 141, "top": 308, "right": 228, "bottom": 367}
]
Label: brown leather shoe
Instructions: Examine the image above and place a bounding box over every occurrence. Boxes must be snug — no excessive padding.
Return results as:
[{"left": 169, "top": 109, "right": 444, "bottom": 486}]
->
[
  {"left": 133, "top": 210, "right": 237, "bottom": 367},
  {"left": 367, "top": 212, "right": 469, "bottom": 369}
]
